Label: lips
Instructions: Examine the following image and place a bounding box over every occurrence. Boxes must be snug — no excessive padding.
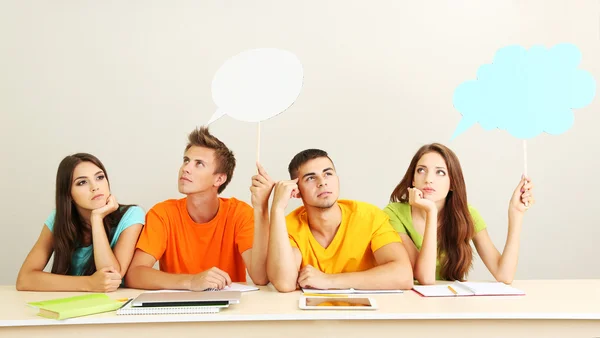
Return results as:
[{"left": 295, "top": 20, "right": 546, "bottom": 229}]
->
[
  {"left": 92, "top": 194, "right": 104, "bottom": 201},
  {"left": 422, "top": 188, "right": 436, "bottom": 194},
  {"left": 317, "top": 191, "right": 332, "bottom": 198},
  {"left": 180, "top": 177, "right": 192, "bottom": 182}
]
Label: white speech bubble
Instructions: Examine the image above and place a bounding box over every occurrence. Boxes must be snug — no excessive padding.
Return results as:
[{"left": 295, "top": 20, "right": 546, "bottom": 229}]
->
[{"left": 208, "top": 48, "right": 304, "bottom": 124}]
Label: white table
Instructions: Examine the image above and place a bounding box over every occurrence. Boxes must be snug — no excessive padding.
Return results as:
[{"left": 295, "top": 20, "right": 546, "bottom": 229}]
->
[{"left": 1, "top": 280, "right": 599, "bottom": 338}]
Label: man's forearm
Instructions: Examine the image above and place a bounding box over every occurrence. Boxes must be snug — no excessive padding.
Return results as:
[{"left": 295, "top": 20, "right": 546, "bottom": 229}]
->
[
  {"left": 328, "top": 261, "right": 414, "bottom": 290},
  {"left": 267, "top": 208, "right": 298, "bottom": 292},
  {"left": 126, "top": 265, "right": 192, "bottom": 290},
  {"left": 249, "top": 208, "right": 269, "bottom": 285}
]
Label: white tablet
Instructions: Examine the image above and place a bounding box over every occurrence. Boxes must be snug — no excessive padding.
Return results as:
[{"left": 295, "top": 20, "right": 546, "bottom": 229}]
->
[{"left": 298, "top": 296, "right": 378, "bottom": 310}]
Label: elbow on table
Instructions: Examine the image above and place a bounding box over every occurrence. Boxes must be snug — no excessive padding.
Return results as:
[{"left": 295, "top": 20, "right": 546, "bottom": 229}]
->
[
  {"left": 415, "top": 275, "right": 435, "bottom": 286},
  {"left": 15, "top": 279, "right": 27, "bottom": 291},
  {"left": 394, "top": 271, "right": 414, "bottom": 290},
  {"left": 392, "top": 263, "right": 415, "bottom": 289},
  {"left": 495, "top": 274, "right": 514, "bottom": 285},
  {"left": 250, "top": 275, "right": 269, "bottom": 286},
  {"left": 270, "top": 278, "right": 297, "bottom": 293},
  {"left": 16, "top": 272, "right": 31, "bottom": 291},
  {"left": 124, "top": 267, "right": 142, "bottom": 288}
]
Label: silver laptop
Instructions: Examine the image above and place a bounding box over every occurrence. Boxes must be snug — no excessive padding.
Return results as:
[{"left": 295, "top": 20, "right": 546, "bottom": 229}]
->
[{"left": 132, "top": 290, "right": 242, "bottom": 307}]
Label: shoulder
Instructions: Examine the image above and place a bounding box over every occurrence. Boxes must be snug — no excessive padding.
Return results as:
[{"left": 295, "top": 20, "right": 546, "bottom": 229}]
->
[
  {"left": 44, "top": 210, "right": 57, "bottom": 231},
  {"left": 120, "top": 205, "right": 146, "bottom": 224},
  {"left": 285, "top": 204, "right": 306, "bottom": 220},
  {"left": 383, "top": 202, "right": 412, "bottom": 224},
  {"left": 222, "top": 197, "right": 253, "bottom": 213},
  {"left": 149, "top": 198, "right": 182, "bottom": 215},
  {"left": 467, "top": 204, "right": 487, "bottom": 232},
  {"left": 383, "top": 202, "right": 410, "bottom": 217},
  {"left": 285, "top": 205, "right": 307, "bottom": 232},
  {"left": 340, "top": 200, "right": 388, "bottom": 220},
  {"left": 467, "top": 204, "right": 482, "bottom": 219},
  {"left": 220, "top": 197, "right": 253, "bottom": 222}
]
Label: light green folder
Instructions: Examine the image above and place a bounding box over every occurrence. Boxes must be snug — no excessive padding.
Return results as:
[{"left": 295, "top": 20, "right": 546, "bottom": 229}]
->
[{"left": 28, "top": 294, "right": 124, "bottom": 320}]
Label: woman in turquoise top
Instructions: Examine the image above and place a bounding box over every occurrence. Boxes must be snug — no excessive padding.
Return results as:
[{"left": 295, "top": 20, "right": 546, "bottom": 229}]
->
[
  {"left": 16, "top": 153, "right": 145, "bottom": 292},
  {"left": 384, "top": 144, "right": 534, "bottom": 285}
]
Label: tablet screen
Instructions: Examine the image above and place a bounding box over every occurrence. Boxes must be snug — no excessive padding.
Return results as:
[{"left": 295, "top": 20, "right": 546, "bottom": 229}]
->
[{"left": 305, "top": 297, "right": 373, "bottom": 307}]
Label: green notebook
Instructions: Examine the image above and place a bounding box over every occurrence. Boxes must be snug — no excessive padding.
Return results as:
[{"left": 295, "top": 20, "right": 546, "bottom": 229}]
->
[{"left": 28, "top": 294, "right": 124, "bottom": 320}]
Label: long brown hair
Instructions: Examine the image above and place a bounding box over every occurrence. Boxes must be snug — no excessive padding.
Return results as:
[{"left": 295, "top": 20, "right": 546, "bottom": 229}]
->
[
  {"left": 390, "top": 143, "right": 474, "bottom": 281},
  {"left": 51, "top": 153, "right": 133, "bottom": 276}
]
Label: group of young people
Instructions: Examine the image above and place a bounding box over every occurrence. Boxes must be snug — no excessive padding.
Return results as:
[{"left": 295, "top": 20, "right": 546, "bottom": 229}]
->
[{"left": 15, "top": 126, "right": 535, "bottom": 293}]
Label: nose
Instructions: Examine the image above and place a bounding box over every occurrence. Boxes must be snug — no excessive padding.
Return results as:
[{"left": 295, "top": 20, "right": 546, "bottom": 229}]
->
[
  {"left": 317, "top": 176, "right": 327, "bottom": 187},
  {"left": 425, "top": 172, "right": 434, "bottom": 184},
  {"left": 90, "top": 182, "right": 99, "bottom": 192}
]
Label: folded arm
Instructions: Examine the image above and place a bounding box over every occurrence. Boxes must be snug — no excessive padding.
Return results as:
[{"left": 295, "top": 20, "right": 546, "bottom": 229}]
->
[
  {"left": 298, "top": 242, "right": 414, "bottom": 290},
  {"left": 16, "top": 226, "right": 93, "bottom": 291}
]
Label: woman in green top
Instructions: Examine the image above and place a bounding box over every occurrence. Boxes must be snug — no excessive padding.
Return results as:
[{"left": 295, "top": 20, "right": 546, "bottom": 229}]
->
[{"left": 384, "top": 143, "right": 534, "bottom": 285}]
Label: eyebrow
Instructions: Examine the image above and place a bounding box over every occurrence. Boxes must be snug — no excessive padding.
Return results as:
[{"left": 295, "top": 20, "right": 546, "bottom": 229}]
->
[
  {"left": 184, "top": 156, "right": 207, "bottom": 164},
  {"left": 417, "top": 165, "right": 447, "bottom": 170},
  {"left": 73, "top": 170, "right": 103, "bottom": 182},
  {"left": 302, "top": 167, "right": 334, "bottom": 179}
]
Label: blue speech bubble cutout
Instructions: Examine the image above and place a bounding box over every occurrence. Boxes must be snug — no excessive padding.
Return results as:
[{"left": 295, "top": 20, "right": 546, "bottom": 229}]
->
[{"left": 451, "top": 43, "right": 596, "bottom": 140}]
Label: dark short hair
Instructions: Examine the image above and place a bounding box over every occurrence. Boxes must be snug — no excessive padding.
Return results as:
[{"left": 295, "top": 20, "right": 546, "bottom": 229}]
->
[{"left": 288, "top": 149, "right": 333, "bottom": 179}]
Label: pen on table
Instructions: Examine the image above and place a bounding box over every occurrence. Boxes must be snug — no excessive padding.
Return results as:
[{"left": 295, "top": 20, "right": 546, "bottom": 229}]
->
[
  {"left": 118, "top": 298, "right": 133, "bottom": 309},
  {"left": 447, "top": 285, "right": 458, "bottom": 295}
]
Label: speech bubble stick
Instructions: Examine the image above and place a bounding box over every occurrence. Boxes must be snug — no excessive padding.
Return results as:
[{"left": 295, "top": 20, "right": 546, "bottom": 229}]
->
[
  {"left": 256, "top": 121, "right": 261, "bottom": 165},
  {"left": 523, "top": 139, "right": 528, "bottom": 207}
]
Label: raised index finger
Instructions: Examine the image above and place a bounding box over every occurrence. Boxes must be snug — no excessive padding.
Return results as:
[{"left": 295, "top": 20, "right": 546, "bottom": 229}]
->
[{"left": 256, "top": 162, "right": 273, "bottom": 182}]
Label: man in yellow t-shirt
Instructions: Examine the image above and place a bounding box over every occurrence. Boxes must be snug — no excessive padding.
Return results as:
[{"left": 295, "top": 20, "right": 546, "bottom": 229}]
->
[{"left": 266, "top": 149, "right": 414, "bottom": 292}]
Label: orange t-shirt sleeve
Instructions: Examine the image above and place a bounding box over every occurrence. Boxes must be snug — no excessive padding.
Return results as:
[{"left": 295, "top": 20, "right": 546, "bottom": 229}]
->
[
  {"left": 235, "top": 203, "right": 255, "bottom": 255},
  {"left": 136, "top": 206, "right": 168, "bottom": 261},
  {"left": 371, "top": 211, "right": 402, "bottom": 253}
]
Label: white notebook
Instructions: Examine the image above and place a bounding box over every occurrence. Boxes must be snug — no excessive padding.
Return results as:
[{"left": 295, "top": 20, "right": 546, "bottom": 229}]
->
[
  {"left": 412, "top": 281, "right": 525, "bottom": 297},
  {"left": 220, "top": 283, "right": 259, "bottom": 292},
  {"left": 302, "top": 287, "right": 403, "bottom": 294},
  {"left": 148, "top": 283, "right": 258, "bottom": 294},
  {"left": 116, "top": 300, "right": 225, "bottom": 315}
]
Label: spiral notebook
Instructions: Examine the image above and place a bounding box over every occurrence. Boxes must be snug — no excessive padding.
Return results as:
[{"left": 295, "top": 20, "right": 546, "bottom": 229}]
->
[{"left": 117, "top": 300, "right": 226, "bottom": 315}]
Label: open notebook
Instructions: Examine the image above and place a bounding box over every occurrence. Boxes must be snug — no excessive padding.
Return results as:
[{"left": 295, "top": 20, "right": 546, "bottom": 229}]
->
[
  {"left": 302, "top": 288, "right": 403, "bottom": 295},
  {"left": 412, "top": 281, "right": 525, "bottom": 297},
  {"left": 211, "top": 283, "right": 259, "bottom": 292},
  {"left": 147, "top": 283, "right": 258, "bottom": 294}
]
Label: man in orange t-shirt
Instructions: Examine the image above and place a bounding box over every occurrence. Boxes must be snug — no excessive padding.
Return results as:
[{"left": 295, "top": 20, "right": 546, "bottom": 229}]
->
[{"left": 125, "top": 127, "right": 271, "bottom": 290}]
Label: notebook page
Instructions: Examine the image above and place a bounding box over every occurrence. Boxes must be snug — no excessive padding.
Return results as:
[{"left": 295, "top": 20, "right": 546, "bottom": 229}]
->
[
  {"left": 413, "top": 284, "right": 472, "bottom": 297},
  {"left": 302, "top": 288, "right": 354, "bottom": 294},
  {"left": 458, "top": 282, "right": 525, "bottom": 296},
  {"left": 350, "top": 289, "right": 403, "bottom": 294},
  {"left": 220, "top": 283, "right": 259, "bottom": 292}
]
